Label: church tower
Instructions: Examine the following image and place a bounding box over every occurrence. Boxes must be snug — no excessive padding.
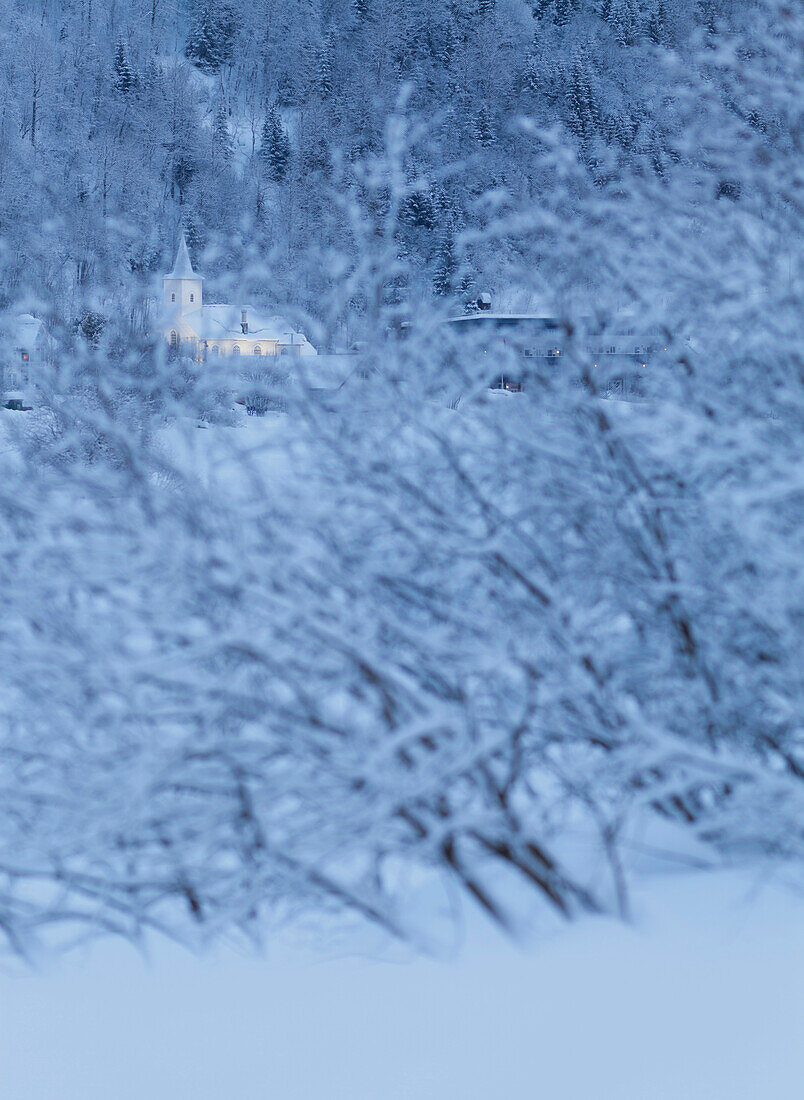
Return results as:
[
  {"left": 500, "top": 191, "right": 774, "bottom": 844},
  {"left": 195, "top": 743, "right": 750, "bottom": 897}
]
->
[{"left": 163, "top": 232, "right": 203, "bottom": 316}]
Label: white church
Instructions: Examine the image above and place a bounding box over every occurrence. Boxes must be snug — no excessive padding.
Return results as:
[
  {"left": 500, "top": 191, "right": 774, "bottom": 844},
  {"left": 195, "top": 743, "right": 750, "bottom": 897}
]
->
[{"left": 162, "top": 234, "right": 317, "bottom": 360}]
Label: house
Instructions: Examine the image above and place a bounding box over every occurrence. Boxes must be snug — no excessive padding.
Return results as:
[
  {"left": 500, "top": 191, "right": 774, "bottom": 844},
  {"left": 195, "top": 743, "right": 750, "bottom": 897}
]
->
[
  {"left": 1, "top": 313, "right": 44, "bottom": 405},
  {"left": 162, "top": 234, "right": 317, "bottom": 360}
]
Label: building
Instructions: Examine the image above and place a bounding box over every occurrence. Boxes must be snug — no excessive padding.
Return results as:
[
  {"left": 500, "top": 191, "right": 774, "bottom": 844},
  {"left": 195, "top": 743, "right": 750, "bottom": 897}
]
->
[
  {"left": 1, "top": 313, "right": 44, "bottom": 406},
  {"left": 162, "top": 234, "right": 317, "bottom": 360},
  {"left": 442, "top": 309, "right": 664, "bottom": 396}
]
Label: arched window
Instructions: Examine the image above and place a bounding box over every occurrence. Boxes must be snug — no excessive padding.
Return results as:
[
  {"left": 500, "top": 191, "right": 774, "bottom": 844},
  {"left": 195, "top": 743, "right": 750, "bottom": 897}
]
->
[
  {"left": 211, "top": 345, "right": 219, "bottom": 356},
  {"left": 232, "top": 345, "right": 241, "bottom": 356},
  {"left": 171, "top": 292, "right": 176, "bottom": 302},
  {"left": 169, "top": 331, "right": 178, "bottom": 349},
  {"left": 253, "top": 345, "right": 262, "bottom": 356},
  {"left": 190, "top": 293, "right": 194, "bottom": 302}
]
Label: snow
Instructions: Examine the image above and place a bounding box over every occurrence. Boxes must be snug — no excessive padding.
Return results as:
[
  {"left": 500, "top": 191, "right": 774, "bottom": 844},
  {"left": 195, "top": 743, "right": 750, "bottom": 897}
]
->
[
  {"left": 165, "top": 233, "right": 203, "bottom": 281},
  {"left": 1, "top": 869, "right": 802, "bottom": 1100},
  {"left": 184, "top": 302, "right": 316, "bottom": 350}
]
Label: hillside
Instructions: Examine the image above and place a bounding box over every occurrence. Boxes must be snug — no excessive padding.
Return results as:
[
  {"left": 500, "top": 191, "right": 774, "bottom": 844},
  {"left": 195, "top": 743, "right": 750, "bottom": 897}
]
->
[{"left": 0, "top": 0, "right": 758, "bottom": 326}]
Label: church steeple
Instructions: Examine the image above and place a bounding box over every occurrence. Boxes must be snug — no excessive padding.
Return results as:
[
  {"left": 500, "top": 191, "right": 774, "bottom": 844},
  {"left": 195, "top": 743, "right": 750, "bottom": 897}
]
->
[
  {"left": 168, "top": 232, "right": 200, "bottom": 279},
  {"left": 163, "top": 231, "right": 203, "bottom": 316}
]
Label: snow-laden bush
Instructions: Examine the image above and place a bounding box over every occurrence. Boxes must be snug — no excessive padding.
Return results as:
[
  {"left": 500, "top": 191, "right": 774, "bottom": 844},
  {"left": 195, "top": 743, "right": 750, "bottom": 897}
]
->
[{"left": 0, "top": 1, "right": 801, "bottom": 957}]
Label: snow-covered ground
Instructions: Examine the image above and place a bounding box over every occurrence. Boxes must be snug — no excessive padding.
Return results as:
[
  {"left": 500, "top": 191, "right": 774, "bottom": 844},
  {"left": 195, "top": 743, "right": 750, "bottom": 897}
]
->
[{"left": 2, "top": 868, "right": 802, "bottom": 1100}]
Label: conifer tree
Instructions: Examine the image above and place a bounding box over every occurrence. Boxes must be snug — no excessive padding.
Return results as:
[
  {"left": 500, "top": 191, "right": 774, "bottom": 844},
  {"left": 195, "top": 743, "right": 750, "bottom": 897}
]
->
[
  {"left": 276, "top": 74, "right": 296, "bottom": 109},
  {"left": 552, "top": 0, "right": 574, "bottom": 29},
  {"left": 212, "top": 101, "right": 233, "bottom": 164},
  {"left": 260, "top": 105, "right": 291, "bottom": 182},
  {"left": 185, "top": 2, "right": 236, "bottom": 74},
  {"left": 432, "top": 218, "right": 457, "bottom": 297},
  {"left": 648, "top": 1, "right": 669, "bottom": 47},
  {"left": 315, "top": 37, "right": 334, "bottom": 99},
  {"left": 695, "top": 0, "right": 719, "bottom": 37},
  {"left": 567, "top": 51, "right": 600, "bottom": 141},
  {"left": 610, "top": 0, "right": 639, "bottom": 47},
  {"left": 113, "top": 38, "right": 134, "bottom": 96},
  {"left": 475, "top": 102, "right": 496, "bottom": 147},
  {"left": 531, "top": 0, "right": 553, "bottom": 20},
  {"left": 523, "top": 50, "right": 543, "bottom": 95}
]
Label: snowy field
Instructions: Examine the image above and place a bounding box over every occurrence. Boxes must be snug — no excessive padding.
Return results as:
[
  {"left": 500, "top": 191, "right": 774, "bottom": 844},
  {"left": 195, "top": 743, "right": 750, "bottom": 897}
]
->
[
  {"left": 2, "top": 410, "right": 802, "bottom": 1098},
  {"left": 2, "top": 868, "right": 802, "bottom": 1100}
]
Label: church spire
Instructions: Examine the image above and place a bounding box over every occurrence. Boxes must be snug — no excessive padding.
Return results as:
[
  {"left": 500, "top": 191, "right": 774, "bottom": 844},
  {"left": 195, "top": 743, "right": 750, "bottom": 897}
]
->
[
  {"left": 168, "top": 231, "right": 203, "bottom": 281},
  {"left": 164, "top": 230, "right": 204, "bottom": 317}
]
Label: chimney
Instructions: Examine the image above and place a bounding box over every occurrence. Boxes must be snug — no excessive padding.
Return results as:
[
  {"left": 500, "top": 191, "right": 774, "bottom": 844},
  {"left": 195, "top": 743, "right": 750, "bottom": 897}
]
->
[{"left": 241, "top": 308, "right": 248, "bottom": 334}]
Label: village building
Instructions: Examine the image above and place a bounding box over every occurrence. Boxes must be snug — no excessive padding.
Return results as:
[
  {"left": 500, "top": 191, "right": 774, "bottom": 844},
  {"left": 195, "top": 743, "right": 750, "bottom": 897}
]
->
[
  {"left": 1, "top": 314, "right": 44, "bottom": 408},
  {"left": 162, "top": 234, "right": 317, "bottom": 360}
]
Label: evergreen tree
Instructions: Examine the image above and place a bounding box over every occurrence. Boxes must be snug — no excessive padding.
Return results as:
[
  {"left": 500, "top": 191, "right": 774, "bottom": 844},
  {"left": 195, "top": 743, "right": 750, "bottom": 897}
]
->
[
  {"left": 400, "top": 187, "right": 438, "bottom": 230},
  {"left": 552, "top": 0, "right": 574, "bottom": 29},
  {"left": 212, "top": 101, "right": 233, "bottom": 164},
  {"left": 276, "top": 74, "right": 297, "bottom": 109},
  {"left": 315, "top": 37, "right": 334, "bottom": 99},
  {"left": 610, "top": 0, "right": 639, "bottom": 47},
  {"left": 432, "top": 219, "right": 457, "bottom": 296},
  {"left": 260, "top": 105, "right": 291, "bottom": 182},
  {"left": 567, "top": 51, "right": 600, "bottom": 142},
  {"left": 648, "top": 1, "right": 669, "bottom": 47},
  {"left": 113, "top": 38, "right": 134, "bottom": 96},
  {"left": 523, "top": 50, "right": 543, "bottom": 95},
  {"left": 696, "top": 0, "right": 719, "bottom": 37},
  {"left": 475, "top": 102, "right": 496, "bottom": 147},
  {"left": 185, "top": 2, "right": 236, "bottom": 74},
  {"left": 531, "top": 0, "right": 554, "bottom": 20}
]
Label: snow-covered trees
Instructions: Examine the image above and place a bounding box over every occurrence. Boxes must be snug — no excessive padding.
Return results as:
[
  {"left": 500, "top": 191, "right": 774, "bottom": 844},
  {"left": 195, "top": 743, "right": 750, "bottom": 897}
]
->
[
  {"left": 0, "top": 0, "right": 801, "bottom": 959},
  {"left": 260, "top": 105, "right": 291, "bottom": 182},
  {"left": 113, "top": 38, "right": 135, "bottom": 97},
  {"left": 185, "top": 1, "right": 237, "bottom": 74}
]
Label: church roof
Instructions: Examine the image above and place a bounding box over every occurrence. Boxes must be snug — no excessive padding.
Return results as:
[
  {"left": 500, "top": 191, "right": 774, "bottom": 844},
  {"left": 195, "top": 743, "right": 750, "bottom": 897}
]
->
[
  {"left": 166, "top": 232, "right": 203, "bottom": 281},
  {"left": 184, "top": 305, "right": 316, "bottom": 351}
]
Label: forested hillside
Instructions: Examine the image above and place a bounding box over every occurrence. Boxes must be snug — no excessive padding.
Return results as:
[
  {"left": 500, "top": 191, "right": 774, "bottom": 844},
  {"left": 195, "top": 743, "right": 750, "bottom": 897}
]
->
[{"left": 0, "top": 0, "right": 756, "bottom": 327}]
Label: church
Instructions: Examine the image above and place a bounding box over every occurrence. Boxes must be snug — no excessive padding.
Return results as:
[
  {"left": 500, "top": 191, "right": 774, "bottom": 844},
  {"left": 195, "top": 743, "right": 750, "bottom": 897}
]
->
[{"left": 162, "top": 234, "right": 317, "bottom": 360}]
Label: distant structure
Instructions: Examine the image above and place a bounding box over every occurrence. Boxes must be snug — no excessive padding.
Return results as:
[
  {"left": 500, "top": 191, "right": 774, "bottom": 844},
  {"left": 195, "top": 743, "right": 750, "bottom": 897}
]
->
[
  {"left": 1, "top": 314, "right": 44, "bottom": 406},
  {"left": 162, "top": 233, "right": 316, "bottom": 360}
]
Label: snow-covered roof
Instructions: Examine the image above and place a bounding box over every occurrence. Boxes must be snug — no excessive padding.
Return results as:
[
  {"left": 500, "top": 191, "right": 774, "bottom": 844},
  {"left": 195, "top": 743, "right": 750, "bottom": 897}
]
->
[
  {"left": 6, "top": 313, "right": 43, "bottom": 349},
  {"left": 166, "top": 233, "right": 203, "bottom": 281},
  {"left": 446, "top": 313, "right": 562, "bottom": 325},
  {"left": 185, "top": 305, "right": 316, "bottom": 351}
]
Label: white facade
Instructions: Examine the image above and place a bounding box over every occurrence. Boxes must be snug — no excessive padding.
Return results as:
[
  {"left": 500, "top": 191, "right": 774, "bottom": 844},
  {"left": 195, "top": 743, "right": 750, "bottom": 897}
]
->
[
  {"left": 1, "top": 313, "right": 43, "bottom": 399},
  {"left": 162, "top": 234, "right": 317, "bottom": 360}
]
